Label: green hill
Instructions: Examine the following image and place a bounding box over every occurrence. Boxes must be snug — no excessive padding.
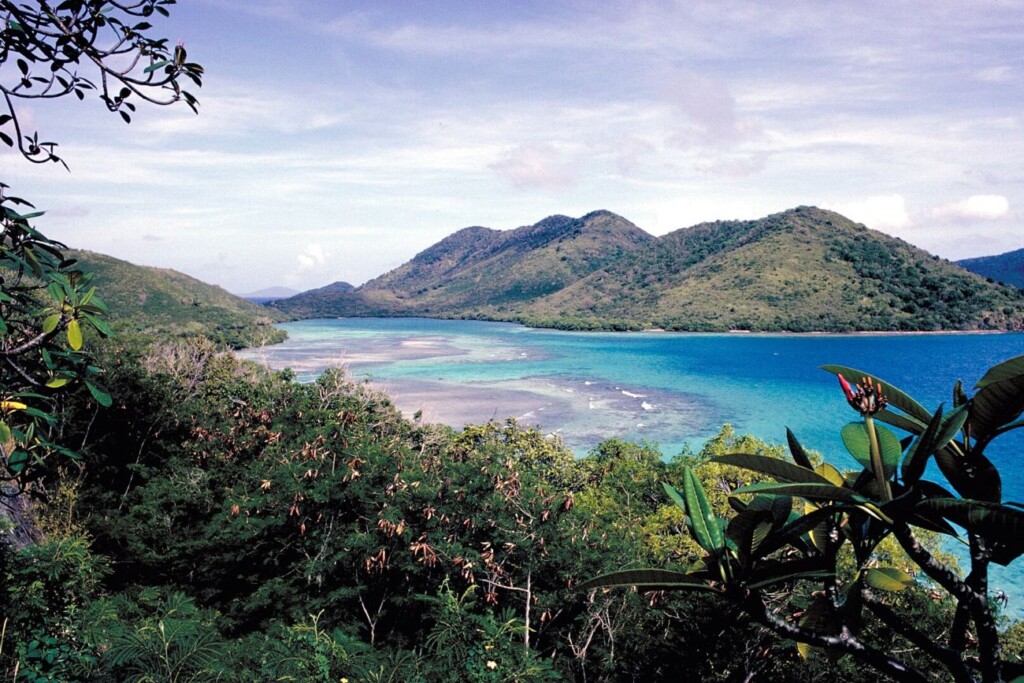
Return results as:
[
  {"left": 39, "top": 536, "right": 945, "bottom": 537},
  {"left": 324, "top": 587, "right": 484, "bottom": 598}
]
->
[
  {"left": 273, "top": 207, "right": 1024, "bottom": 332},
  {"left": 958, "top": 248, "right": 1024, "bottom": 289},
  {"left": 69, "top": 250, "right": 287, "bottom": 348}
]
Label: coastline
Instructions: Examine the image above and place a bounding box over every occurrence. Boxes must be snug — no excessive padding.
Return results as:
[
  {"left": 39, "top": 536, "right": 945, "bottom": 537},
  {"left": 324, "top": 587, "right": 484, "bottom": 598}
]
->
[{"left": 241, "top": 314, "right": 1020, "bottom": 352}]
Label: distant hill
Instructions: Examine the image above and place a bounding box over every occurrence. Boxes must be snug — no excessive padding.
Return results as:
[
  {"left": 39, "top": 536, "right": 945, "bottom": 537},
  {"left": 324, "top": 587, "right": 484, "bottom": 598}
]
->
[
  {"left": 266, "top": 280, "right": 356, "bottom": 316},
  {"left": 242, "top": 286, "right": 300, "bottom": 303},
  {"left": 958, "top": 248, "right": 1024, "bottom": 289},
  {"left": 273, "top": 207, "right": 1024, "bottom": 332},
  {"left": 70, "top": 250, "right": 288, "bottom": 348}
]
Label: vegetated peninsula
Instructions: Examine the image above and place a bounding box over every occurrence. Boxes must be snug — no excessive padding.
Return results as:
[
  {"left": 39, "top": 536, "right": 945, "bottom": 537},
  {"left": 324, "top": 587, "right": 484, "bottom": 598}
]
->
[
  {"left": 69, "top": 249, "right": 287, "bottom": 348},
  {"left": 958, "top": 247, "right": 1024, "bottom": 290},
  {"left": 273, "top": 207, "right": 1024, "bottom": 332}
]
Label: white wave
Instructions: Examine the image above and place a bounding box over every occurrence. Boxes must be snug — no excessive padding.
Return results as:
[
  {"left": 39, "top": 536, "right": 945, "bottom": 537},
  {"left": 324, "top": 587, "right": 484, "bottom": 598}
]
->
[
  {"left": 641, "top": 401, "right": 656, "bottom": 411},
  {"left": 622, "top": 390, "right": 646, "bottom": 398}
]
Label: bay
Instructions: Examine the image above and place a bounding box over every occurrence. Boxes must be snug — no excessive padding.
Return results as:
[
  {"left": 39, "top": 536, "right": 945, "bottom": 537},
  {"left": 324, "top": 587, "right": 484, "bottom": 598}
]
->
[{"left": 240, "top": 317, "right": 1024, "bottom": 615}]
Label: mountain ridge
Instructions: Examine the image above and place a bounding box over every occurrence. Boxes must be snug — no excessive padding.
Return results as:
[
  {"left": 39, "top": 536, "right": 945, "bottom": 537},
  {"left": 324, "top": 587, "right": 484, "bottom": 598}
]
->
[
  {"left": 958, "top": 248, "right": 1024, "bottom": 289},
  {"left": 272, "top": 207, "right": 1024, "bottom": 333}
]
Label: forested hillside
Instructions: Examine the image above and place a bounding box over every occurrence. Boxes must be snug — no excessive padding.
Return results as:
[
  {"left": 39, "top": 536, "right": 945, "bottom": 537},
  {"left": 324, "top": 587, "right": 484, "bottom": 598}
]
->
[
  {"left": 274, "top": 207, "right": 1024, "bottom": 332},
  {"left": 959, "top": 247, "right": 1024, "bottom": 289},
  {"left": 69, "top": 250, "right": 287, "bottom": 348}
]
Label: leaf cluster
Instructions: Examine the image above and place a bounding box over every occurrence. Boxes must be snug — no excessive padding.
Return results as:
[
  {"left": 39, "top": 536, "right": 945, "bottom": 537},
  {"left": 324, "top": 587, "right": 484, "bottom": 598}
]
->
[
  {"left": 0, "top": 0, "right": 203, "bottom": 166},
  {"left": 586, "top": 355, "right": 1024, "bottom": 682}
]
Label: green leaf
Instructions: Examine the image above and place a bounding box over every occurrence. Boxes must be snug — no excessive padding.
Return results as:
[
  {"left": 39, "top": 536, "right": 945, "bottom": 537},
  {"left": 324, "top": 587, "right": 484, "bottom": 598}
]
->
[
  {"left": 681, "top": 466, "right": 724, "bottom": 554},
  {"left": 41, "top": 313, "right": 60, "bottom": 334},
  {"left": 712, "top": 454, "right": 836, "bottom": 486},
  {"left": 814, "top": 463, "right": 845, "bottom": 486},
  {"left": 662, "top": 481, "right": 686, "bottom": 514},
  {"left": 865, "top": 567, "right": 913, "bottom": 592},
  {"left": 8, "top": 450, "right": 28, "bottom": 474},
  {"left": 727, "top": 504, "right": 771, "bottom": 567},
  {"left": 786, "top": 428, "right": 813, "bottom": 469},
  {"left": 45, "top": 378, "right": 69, "bottom": 389},
  {"left": 746, "top": 557, "right": 833, "bottom": 589},
  {"left": 756, "top": 506, "right": 837, "bottom": 557},
  {"left": 971, "top": 362, "right": 1024, "bottom": 445},
  {"left": 80, "top": 312, "right": 114, "bottom": 337},
  {"left": 85, "top": 381, "right": 113, "bottom": 408},
  {"left": 840, "top": 422, "right": 901, "bottom": 476},
  {"left": 821, "top": 365, "right": 931, "bottom": 425},
  {"left": 66, "top": 318, "right": 83, "bottom": 350},
  {"left": 975, "top": 355, "right": 1024, "bottom": 389},
  {"left": 953, "top": 380, "right": 968, "bottom": 408},
  {"left": 144, "top": 59, "right": 171, "bottom": 73},
  {"left": 934, "top": 450, "right": 1001, "bottom": 503},
  {"left": 918, "top": 498, "right": 1024, "bottom": 565},
  {"left": 578, "top": 569, "right": 719, "bottom": 593},
  {"left": 902, "top": 405, "right": 945, "bottom": 486},
  {"left": 0, "top": 421, "right": 11, "bottom": 443},
  {"left": 734, "top": 482, "right": 868, "bottom": 506}
]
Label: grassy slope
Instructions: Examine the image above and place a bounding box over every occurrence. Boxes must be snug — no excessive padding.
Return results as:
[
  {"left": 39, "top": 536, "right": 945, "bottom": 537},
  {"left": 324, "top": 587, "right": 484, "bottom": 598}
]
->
[{"left": 70, "top": 249, "right": 287, "bottom": 348}]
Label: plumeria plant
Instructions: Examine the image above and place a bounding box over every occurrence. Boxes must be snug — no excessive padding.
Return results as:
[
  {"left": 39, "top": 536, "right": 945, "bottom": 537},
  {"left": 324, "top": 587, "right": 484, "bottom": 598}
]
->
[{"left": 583, "top": 355, "right": 1024, "bottom": 683}]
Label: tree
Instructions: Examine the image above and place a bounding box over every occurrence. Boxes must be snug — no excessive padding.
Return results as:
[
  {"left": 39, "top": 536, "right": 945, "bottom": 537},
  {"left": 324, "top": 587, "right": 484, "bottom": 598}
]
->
[
  {"left": 585, "top": 355, "right": 1024, "bottom": 683},
  {"left": 0, "top": 0, "right": 203, "bottom": 166},
  {"left": 0, "top": 0, "right": 202, "bottom": 501}
]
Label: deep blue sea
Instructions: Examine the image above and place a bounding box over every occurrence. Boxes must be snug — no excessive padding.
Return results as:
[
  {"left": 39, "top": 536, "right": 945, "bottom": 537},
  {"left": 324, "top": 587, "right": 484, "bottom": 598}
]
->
[{"left": 240, "top": 318, "right": 1024, "bottom": 614}]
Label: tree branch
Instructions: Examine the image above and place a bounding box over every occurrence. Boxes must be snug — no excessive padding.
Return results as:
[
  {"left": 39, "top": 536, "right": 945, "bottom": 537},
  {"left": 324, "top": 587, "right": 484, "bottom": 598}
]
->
[
  {"left": 863, "top": 590, "right": 976, "bottom": 683},
  {"left": 734, "top": 587, "right": 929, "bottom": 683}
]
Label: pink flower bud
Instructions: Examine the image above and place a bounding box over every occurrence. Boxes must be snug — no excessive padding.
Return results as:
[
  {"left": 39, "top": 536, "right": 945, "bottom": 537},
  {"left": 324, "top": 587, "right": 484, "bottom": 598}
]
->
[{"left": 838, "top": 374, "right": 856, "bottom": 401}]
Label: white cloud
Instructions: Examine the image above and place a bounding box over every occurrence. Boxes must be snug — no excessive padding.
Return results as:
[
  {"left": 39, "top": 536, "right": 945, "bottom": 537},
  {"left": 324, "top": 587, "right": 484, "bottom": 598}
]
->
[
  {"left": 832, "top": 195, "right": 911, "bottom": 230},
  {"left": 695, "top": 153, "right": 767, "bottom": 178},
  {"left": 976, "top": 66, "right": 1013, "bottom": 83},
  {"left": 930, "top": 195, "right": 1010, "bottom": 221},
  {"left": 489, "top": 143, "right": 577, "bottom": 190},
  {"left": 661, "top": 69, "right": 758, "bottom": 147},
  {"left": 297, "top": 243, "right": 328, "bottom": 272},
  {"left": 651, "top": 197, "right": 774, "bottom": 234}
]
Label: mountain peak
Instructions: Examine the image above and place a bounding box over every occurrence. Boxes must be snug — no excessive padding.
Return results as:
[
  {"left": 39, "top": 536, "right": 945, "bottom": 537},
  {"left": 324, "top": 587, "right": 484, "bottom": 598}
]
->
[{"left": 274, "top": 207, "right": 1024, "bottom": 332}]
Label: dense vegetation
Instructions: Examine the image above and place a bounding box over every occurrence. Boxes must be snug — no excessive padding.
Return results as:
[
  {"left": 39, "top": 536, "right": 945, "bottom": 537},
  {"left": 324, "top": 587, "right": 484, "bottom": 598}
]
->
[
  {"left": 6, "top": 333, "right": 1023, "bottom": 681},
  {"left": 5, "top": 4, "right": 1024, "bottom": 681},
  {"left": 274, "top": 207, "right": 1024, "bottom": 333},
  {"left": 959, "top": 248, "right": 1024, "bottom": 290},
  {"left": 589, "top": 358, "right": 1024, "bottom": 681},
  {"left": 69, "top": 250, "right": 287, "bottom": 349}
]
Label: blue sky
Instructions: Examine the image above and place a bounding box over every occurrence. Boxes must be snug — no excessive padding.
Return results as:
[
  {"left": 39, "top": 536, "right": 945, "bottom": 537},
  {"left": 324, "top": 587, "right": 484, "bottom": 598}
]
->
[{"left": 2, "top": 0, "right": 1022, "bottom": 294}]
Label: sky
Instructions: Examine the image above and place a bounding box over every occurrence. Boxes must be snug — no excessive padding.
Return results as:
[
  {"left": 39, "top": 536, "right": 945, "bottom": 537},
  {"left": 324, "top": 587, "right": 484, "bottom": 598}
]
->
[{"left": 2, "top": 0, "right": 1023, "bottom": 294}]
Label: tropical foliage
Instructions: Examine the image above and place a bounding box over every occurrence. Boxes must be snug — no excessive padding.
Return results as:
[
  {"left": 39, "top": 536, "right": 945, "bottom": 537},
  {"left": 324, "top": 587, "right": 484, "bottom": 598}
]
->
[
  {"left": 585, "top": 355, "right": 1024, "bottom": 682},
  {"left": 0, "top": 0, "right": 204, "bottom": 500},
  {"left": 4, "top": 332, "right": 1021, "bottom": 681}
]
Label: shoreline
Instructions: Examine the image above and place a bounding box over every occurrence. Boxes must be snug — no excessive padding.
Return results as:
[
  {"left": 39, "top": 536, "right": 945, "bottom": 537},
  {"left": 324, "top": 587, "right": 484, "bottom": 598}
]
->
[{"left": 242, "top": 315, "right": 1019, "bottom": 352}]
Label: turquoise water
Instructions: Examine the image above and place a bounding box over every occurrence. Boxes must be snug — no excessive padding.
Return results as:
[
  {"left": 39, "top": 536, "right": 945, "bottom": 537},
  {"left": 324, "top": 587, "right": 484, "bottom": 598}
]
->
[{"left": 241, "top": 318, "right": 1024, "bottom": 613}]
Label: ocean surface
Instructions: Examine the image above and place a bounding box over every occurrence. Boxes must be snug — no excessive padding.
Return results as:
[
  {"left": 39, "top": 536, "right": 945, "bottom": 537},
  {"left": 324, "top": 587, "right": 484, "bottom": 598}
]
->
[{"left": 239, "top": 318, "right": 1024, "bottom": 614}]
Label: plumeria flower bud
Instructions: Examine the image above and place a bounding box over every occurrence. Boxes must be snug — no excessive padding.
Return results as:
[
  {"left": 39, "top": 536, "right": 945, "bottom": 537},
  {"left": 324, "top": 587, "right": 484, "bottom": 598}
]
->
[
  {"left": 838, "top": 375, "right": 888, "bottom": 415},
  {"left": 838, "top": 375, "right": 856, "bottom": 402}
]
